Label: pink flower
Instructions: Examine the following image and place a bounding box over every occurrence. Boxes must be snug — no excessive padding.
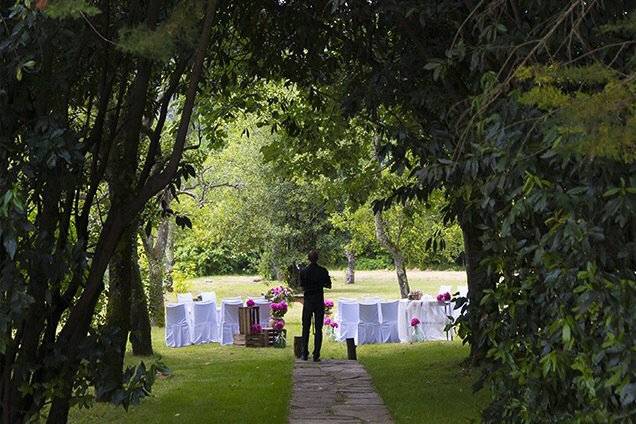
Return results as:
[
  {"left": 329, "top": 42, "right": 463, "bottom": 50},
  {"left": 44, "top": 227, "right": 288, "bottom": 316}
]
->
[
  {"left": 443, "top": 292, "right": 451, "bottom": 302},
  {"left": 436, "top": 293, "right": 445, "bottom": 303},
  {"left": 410, "top": 317, "right": 420, "bottom": 327},
  {"left": 250, "top": 323, "right": 262, "bottom": 333},
  {"left": 324, "top": 317, "right": 332, "bottom": 326},
  {"left": 330, "top": 322, "right": 339, "bottom": 329},
  {"left": 324, "top": 299, "right": 334, "bottom": 308},
  {"left": 246, "top": 298, "right": 255, "bottom": 308},
  {"left": 273, "top": 319, "right": 285, "bottom": 331}
]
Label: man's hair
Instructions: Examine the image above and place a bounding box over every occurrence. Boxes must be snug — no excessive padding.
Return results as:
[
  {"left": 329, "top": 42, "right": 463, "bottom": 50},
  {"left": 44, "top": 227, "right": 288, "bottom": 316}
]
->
[{"left": 308, "top": 250, "right": 319, "bottom": 263}]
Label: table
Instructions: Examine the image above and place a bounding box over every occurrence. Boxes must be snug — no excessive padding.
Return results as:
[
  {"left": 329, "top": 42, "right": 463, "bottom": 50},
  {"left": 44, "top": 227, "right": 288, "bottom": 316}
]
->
[{"left": 397, "top": 299, "right": 452, "bottom": 343}]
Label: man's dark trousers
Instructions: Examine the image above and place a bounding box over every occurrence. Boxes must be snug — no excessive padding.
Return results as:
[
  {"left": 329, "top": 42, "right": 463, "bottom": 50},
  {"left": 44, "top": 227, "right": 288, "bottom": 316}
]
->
[{"left": 301, "top": 296, "right": 324, "bottom": 359}]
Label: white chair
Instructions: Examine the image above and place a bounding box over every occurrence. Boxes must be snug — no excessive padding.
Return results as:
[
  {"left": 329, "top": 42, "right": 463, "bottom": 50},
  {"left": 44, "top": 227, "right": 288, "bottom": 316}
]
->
[
  {"left": 337, "top": 300, "right": 359, "bottom": 343},
  {"left": 165, "top": 303, "right": 191, "bottom": 348},
  {"left": 253, "top": 298, "right": 271, "bottom": 328},
  {"left": 177, "top": 293, "right": 193, "bottom": 303},
  {"left": 219, "top": 299, "right": 242, "bottom": 345},
  {"left": 379, "top": 301, "right": 400, "bottom": 343},
  {"left": 192, "top": 301, "right": 217, "bottom": 344},
  {"left": 201, "top": 291, "right": 217, "bottom": 303},
  {"left": 358, "top": 302, "right": 382, "bottom": 344}
]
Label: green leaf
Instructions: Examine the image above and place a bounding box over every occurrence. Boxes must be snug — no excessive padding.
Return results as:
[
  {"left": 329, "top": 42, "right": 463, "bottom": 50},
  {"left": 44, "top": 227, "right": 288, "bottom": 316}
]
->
[{"left": 562, "top": 323, "right": 571, "bottom": 344}]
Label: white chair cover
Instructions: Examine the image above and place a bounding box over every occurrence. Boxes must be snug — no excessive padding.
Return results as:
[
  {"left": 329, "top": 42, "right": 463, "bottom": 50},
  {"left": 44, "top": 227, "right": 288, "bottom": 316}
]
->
[
  {"left": 358, "top": 302, "right": 382, "bottom": 344},
  {"left": 253, "top": 298, "right": 271, "bottom": 328},
  {"left": 337, "top": 300, "right": 359, "bottom": 343},
  {"left": 379, "top": 301, "right": 400, "bottom": 343},
  {"left": 177, "top": 293, "right": 193, "bottom": 303},
  {"left": 176, "top": 293, "right": 194, "bottom": 325},
  {"left": 220, "top": 299, "right": 242, "bottom": 345},
  {"left": 165, "top": 303, "right": 191, "bottom": 348},
  {"left": 192, "top": 301, "right": 217, "bottom": 345},
  {"left": 201, "top": 291, "right": 217, "bottom": 303}
]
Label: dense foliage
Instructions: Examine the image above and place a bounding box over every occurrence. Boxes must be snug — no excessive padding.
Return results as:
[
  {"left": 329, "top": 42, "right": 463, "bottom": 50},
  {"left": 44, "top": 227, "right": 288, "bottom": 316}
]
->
[
  {"left": 304, "top": 1, "right": 636, "bottom": 422},
  {"left": 169, "top": 117, "right": 462, "bottom": 284},
  {"left": 0, "top": 0, "right": 347, "bottom": 421},
  {"left": 2, "top": 0, "right": 634, "bottom": 423}
]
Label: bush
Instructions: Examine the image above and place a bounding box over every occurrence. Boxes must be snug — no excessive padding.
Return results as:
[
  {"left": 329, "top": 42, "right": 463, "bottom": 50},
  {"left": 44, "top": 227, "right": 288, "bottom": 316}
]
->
[{"left": 356, "top": 256, "right": 393, "bottom": 270}]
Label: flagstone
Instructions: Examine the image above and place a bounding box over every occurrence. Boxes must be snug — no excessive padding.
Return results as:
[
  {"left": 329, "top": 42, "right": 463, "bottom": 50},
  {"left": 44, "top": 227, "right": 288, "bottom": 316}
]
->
[{"left": 289, "top": 360, "right": 393, "bottom": 424}]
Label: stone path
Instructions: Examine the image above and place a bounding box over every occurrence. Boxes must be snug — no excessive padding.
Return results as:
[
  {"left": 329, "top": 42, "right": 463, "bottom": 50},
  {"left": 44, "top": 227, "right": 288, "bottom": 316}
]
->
[{"left": 288, "top": 360, "right": 394, "bottom": 424}]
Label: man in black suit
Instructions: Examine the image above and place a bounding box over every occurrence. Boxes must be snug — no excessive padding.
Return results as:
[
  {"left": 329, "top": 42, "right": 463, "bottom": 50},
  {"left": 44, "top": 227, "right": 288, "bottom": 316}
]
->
[{"left": 299, "top": 250, "right": 332, "bottom": 362}]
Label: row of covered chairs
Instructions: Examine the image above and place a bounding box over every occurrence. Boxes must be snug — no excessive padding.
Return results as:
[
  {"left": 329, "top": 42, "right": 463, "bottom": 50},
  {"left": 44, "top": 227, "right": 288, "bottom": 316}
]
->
[
  {"left": 165, "top": 293, "right": 271, "bottom": 348},
  {"left": 337, "top": 299, "right": 400, "bottom": 345}
]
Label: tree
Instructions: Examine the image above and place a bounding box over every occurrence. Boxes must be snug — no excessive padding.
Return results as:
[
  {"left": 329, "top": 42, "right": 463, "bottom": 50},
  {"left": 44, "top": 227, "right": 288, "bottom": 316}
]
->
[
  {"left": 309, "top": 0, "right": 635, "bottom": 420},
  {"left": 1, "top": 0, "right": 341, "bottom": 419}
]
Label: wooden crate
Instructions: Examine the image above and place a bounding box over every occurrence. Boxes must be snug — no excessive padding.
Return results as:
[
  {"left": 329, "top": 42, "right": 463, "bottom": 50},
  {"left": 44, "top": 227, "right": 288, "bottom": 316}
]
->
[
  {"left": 263, "top": 328, "right": 288, "bottom": 346},
  {"left": 238, "top": 306, "right": 259, "bottom": 335},
  {"left": 233, "top": 332, "right": 268, "bottom": 347}
]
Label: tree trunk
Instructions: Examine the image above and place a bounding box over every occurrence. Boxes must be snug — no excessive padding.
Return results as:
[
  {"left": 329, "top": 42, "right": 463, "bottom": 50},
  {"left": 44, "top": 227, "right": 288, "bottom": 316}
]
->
[
  {"left": 130, "top": 239, "right": 153, "bottom": 356},
  {"left": 344, "top": 249, "right": 355, "bottom": 284},
  {"left": 458, "top": 216, "right": 496, "bottom": 365},
  {"left": 164, "top": 219, "right": 175, "bottom": 293},
  {"left": 374, "top": 210, "right": 410, "bottom": 298},
  {"left": 146, "top": 255, "right": 166, "bottom": 326},
  {"left": 96, "top": 225, "right": 136, "bottom": 401},
  {"left": 140, "top": 215, "right": 173, "bottom": 326}
]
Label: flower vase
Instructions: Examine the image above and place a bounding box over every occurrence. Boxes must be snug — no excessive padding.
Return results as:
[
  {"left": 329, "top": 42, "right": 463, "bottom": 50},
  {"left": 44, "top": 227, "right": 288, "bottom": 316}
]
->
[{"left": 411, "top": 326, "right": 425, "bottom": 343}]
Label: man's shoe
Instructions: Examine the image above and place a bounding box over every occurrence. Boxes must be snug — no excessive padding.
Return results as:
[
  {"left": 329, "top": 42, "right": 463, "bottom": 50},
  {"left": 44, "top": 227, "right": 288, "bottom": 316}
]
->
[
  {"left": 300, "top": 354, "right": 308, "bottom": 361},
  {"left": 313, "top": 357, "right": 321, "bottom": 362}
]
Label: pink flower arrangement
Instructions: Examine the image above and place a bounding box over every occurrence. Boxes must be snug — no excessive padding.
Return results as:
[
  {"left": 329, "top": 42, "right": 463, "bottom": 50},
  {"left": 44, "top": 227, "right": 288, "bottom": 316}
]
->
[
  {"left": 330, "top": 321, "right": 339, "bottom": 329},
  {"left": 270, "top": 300, "right": 288, "bottom": 318},
  {"left": 250, "top": 323, "right": 262, "bottom": 333},
  {"left": 437, "top": 292, "right": 451, "bottom": 303},
  {"left": 324, "top": 299, "right": 334, "bottom": 308},
  {"left": 265, "top": 285, "right": 293, "bottom": 303},
  {"left": 324, "top": 317, "right": 332, "bottom": 326},
  {"left": 246, "top": 298, "right": 255, "bottom": 308},
  {"left": 410, "top": 317, "right": 421, "bottom": 327},
  {"left": 273, "top": 319, "right": 285, "bottom": 331}
]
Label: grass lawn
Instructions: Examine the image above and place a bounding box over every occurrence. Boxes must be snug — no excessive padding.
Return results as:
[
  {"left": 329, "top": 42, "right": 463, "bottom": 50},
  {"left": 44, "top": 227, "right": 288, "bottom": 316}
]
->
[{"left": 70, "top": 269, "right": 486, "bottom": 423}]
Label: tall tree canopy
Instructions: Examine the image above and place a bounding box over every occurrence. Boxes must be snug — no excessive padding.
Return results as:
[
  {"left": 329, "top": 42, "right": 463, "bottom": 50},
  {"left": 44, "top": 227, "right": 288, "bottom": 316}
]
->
[
  {"left": 1, "top": 0, "right": 634, "bottom": 423},
  {"left": 0, "top": 0, "right": 343, "bottom": 421}
]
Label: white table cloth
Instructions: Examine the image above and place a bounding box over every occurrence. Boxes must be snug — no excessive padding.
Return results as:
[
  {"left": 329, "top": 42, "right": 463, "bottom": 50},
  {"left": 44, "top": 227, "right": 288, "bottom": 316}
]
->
[{"left": 397, "top": 299, "right": 452, "bottom": 343}]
